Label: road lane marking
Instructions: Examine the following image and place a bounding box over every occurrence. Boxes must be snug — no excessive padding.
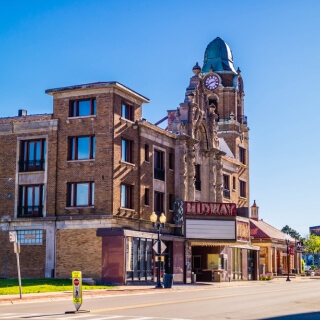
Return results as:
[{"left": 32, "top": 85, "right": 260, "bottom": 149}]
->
[
  {"left": 92, "top": 285, "right": 319, "bottom": 314},
  {"left": 0, "top": 314, "right": 191, "bottom": 320}
]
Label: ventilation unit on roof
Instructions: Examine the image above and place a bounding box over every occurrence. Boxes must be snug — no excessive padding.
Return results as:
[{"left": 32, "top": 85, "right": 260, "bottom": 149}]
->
[{"left": 18, "top": 109, "right": 27, "bottom": 116}]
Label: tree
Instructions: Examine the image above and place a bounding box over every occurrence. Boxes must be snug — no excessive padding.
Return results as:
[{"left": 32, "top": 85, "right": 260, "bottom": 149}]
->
[
  {"left": 281, "top": 225, "right": 301, "bottom": 240},
  {"left": 304, "top": 233, "right": 320, "bottom": 265}
]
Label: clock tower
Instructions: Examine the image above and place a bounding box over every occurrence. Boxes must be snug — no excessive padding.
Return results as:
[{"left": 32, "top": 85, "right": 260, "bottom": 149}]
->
[{"left": 169, "top": 37, "right": 249, "bottom": 213}]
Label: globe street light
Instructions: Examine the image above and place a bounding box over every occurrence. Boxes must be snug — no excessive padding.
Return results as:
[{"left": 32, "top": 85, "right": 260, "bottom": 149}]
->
[
  {"left": 285, "top": 233, "right": 291, "bottom": 282},
  {"left": 150, "top": 212, "right": 166, "bottom": 289}
]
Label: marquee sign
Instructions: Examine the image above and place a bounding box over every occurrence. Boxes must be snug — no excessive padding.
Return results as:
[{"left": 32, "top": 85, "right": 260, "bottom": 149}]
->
[
  {"left": 185, "top": 202, "right": 236, "bottom": 216},
  {"left": 310, "top": 226, "right": 320, "bottom": 236}
]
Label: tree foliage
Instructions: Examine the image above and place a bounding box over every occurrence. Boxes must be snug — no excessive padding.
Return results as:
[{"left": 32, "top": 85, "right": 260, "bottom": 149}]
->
[
  {"left": 281, "top": 225, "right": 301, "bottom": 240},
  {"left": 304, "top": 234, "right": 320, "bottom": 265}
]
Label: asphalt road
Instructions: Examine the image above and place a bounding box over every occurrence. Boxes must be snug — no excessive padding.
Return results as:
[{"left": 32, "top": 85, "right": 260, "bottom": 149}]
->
[{"left": 1, "top": 279, "right": 320, "bottom": 319}]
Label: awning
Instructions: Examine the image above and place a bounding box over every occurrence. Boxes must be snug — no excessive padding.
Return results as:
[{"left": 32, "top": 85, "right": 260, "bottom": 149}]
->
[
  {"left": 230, "top": 244, "right": 260, "bottom": 250},
  {"left": 189, "top": 240, "right": 260, "bottom": 250}
]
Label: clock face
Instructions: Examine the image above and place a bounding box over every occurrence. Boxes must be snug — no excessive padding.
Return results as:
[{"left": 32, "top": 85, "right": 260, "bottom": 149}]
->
[{"left": 204, "top": 75, "right": 219, "bottom": 90}]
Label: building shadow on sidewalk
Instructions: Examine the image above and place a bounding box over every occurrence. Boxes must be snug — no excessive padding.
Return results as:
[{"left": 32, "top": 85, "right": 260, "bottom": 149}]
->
[{"left": 262, "top": 312, "right": 320, "bottom": 320}]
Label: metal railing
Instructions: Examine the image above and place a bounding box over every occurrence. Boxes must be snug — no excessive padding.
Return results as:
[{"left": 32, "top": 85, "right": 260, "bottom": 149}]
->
[
  {"left": 154, "top": 168, "right": 165, "bottom": 181},
  {"left": 19, "top": 160, "right": 45, "bottom": 172},
  {"left": 18, "top": 206, "right": 43, "bottom": 218}
]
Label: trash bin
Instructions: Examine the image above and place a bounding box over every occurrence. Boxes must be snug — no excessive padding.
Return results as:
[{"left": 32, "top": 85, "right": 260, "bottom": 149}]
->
[
  {"left": 163, "top": 274, "right": 174, "bottom": 288},
  {"left": 214, "top": 271, "right": 222, "bottom": 282},
  {"left": 191, "top": 272, "right": 196, "bottom": 283}
]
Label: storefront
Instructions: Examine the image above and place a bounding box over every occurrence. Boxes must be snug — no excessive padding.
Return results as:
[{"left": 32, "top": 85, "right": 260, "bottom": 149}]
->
[
  {"left": 184, "top": 202, "right": 260, "bottom": 282},
  {"left": 97, "top": 228, "right": 184, "bottom": 285}
]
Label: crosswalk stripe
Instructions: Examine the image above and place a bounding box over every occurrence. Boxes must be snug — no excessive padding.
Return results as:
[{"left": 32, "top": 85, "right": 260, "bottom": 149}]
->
[{"left": 0, "top": 313, "right": 191, "bottom": 320}]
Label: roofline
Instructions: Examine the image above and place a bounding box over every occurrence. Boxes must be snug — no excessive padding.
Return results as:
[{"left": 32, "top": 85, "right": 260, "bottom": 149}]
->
[{"left": 45, "top": 81, "right": 150, "bottom": 103}]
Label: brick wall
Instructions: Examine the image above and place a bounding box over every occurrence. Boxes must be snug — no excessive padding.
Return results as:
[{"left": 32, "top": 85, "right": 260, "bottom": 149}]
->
[
  {"left": 0, "top": 230, "right": 46, "bottom": 278},
  {"left": 55, "top": 228, "right": 101, "bottom": 279}
]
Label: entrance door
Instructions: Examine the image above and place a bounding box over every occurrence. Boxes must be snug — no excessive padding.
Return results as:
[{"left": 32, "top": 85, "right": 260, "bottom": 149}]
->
[{"left": 247, "top": 250, "right": 254, "bottom": 280}]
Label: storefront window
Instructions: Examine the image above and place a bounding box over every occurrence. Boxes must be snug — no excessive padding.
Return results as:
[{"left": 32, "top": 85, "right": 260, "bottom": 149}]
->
[
  {"left": 126, "top": 237, "right": 153, "bottom": 282},
  {"left": 232, "top": 248, "right": 243, "bottom": 280},
  {"left": 247, "top": 249, "right": 254, "bottom": 280}
]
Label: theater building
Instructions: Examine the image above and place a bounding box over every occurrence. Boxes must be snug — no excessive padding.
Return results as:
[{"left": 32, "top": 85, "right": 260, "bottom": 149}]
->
[{"left": 0, "top": 37, "right": 259, "bottom": 284}]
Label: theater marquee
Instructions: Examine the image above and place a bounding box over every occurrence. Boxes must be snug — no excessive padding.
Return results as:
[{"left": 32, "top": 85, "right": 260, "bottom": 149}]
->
[{"left": 185, "top": 202, "right": 236, "bottom": 216}]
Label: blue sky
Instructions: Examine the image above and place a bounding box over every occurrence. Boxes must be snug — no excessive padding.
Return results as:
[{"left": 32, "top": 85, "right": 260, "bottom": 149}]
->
[{"left": 1, "top": 0, "right": 319, "bottom": 237}]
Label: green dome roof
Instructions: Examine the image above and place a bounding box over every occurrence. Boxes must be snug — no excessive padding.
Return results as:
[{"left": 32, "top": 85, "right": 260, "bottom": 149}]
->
[{"left": 202, "top": 37, "right": 236, "bottom": 73}]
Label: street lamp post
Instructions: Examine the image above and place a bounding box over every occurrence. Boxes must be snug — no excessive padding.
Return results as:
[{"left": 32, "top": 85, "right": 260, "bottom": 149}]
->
[
  {"left": 285, "top": 233, "right": 291, "bottom": 282},
  {"left": 150, "top": 212, "right": 166, "bottom": 289}
]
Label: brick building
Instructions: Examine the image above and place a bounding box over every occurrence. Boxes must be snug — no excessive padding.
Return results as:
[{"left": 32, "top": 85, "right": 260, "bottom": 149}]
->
[{"left": 0, "top": 37, "right": 260, "bottom": 284}]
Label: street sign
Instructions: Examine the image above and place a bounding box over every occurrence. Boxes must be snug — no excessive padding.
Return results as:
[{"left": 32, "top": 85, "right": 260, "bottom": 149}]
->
[
  {"left": 14, "top": 242, "right": 20, "bottom": 253},
  {"left": 72, "top": 271, "right": 82, "bottom": 311},
  {"left": 9, "top": 231, "right": 17, "bottom": 243},
  {"left": 155, "top": 255, "right": 165, "bottom": 262},
  {"left": 9, "top": 231, "right": 22, "bottom": 299},
  {"left": 152, "top": 240, "right": 167, "bottom": 254},
  {"left": 160, "top": 241, "right": 167, "bottom": 254}
]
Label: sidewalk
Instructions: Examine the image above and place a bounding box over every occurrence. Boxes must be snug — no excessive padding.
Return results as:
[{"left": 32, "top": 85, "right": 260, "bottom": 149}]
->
[{"left": 0, "top": 276, "right": 316, "bottom": 305}]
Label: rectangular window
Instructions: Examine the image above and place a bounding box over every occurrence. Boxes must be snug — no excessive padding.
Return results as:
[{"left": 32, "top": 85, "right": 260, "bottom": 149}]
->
[
  {"left": 145, "top": 144, "right": 149, "bottom": 162},
  {"left": 195, "top": 164, "right": 201, "bottom": 191},
  {"left": 232, "top": 176, "right": 236, "bottom": 190},
  {"left": 17, "top": 230, "right": 43, "bottom": 245},
  {"left": 169, "top": 152, "right": 174, "bottom": 170},
  {"left": 69, "top": 136, "right": 96, "bottom": 160},
  {"left": 126, "top": 237, "right": 153, "bottom": 281},
  {"left": 67, "top": 182, "right": 94, "bottom": 207},
  {"left": 144, "top": 188, "right": 150, "bottom": 206},
  {"left": 69, "top": 98, "right": 96, "bottom": 117},
  {"left": 122, "top": 139, "right": 133, "bottom": 163},
  {"left": 121, "top": 184, "right": 133, "bottom": 209},
  {"left": 121, "top": 102, "right": 134, "bottom": 121},
  {"left": 239, "top": 180, "right": 246, "bottom": 198},
  {"left": 168, "top": 194, "right": 174, "bottom": 211},
  {"left": 19, "top": 139, "right": 46, "bottom": 172},
  {"left": 232, "top": 248, "right": 243, "bottom": 280},
  {"left": 154, "top": 150, "right": 165, "bottom": 181},
  {"left": 239, "top": 147, "right": 246, "bottom": 164},
  {"left": 223, "top": 174, "right": 230, "bottom": 199},
  {"left": 154, "top": 191, "right": 164, "bottom": 213},
  {"left": 18, "top": 185, "right": 44, "bottom": 217}
]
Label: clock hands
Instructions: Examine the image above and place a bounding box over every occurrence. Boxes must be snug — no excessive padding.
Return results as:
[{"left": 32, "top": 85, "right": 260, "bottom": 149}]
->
[{"left": 205, "top": 76, "right": 219, "bottom": 89}]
